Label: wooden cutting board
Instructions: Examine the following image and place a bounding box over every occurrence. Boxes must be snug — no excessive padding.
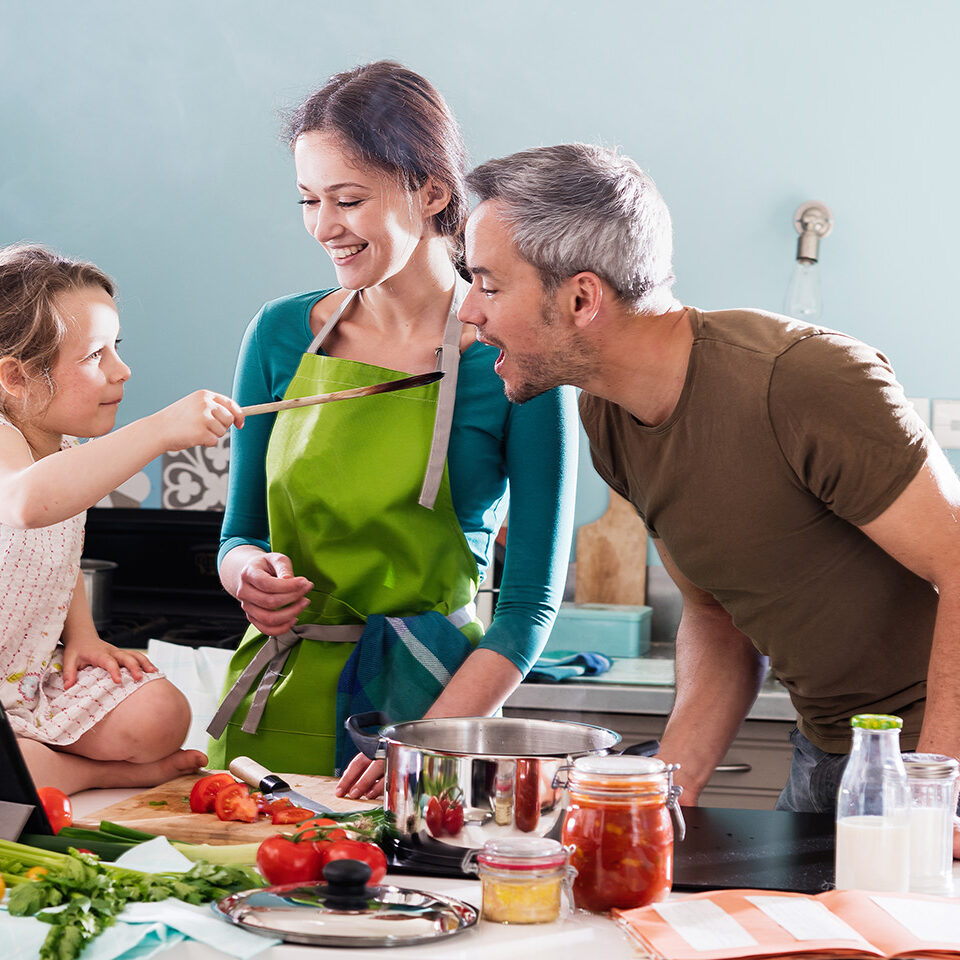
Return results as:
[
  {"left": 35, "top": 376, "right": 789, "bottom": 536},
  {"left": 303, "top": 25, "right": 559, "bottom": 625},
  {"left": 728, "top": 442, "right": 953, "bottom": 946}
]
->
[
  {"left": 575, "top": 488, "right": 648, "bottom": 604},
  {"left": 75, "top": 773, "right": 377, "bottom": 845}
]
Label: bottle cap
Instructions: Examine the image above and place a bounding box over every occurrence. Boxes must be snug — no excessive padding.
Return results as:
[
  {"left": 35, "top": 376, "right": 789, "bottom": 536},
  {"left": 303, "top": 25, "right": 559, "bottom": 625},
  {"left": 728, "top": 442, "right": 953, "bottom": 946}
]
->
[{"left": 850, "top": 714, "right": 903, "bottom": 730}]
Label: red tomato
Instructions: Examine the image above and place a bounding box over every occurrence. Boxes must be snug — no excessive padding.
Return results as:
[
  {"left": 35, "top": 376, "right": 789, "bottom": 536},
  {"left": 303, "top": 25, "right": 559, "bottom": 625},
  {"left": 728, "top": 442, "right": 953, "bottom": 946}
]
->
[
  {"left": 189, "top": 773, "right": 238, "bottom": 813},
  {"left": 257, "top": 834, "right": 323, "bottom": 885},
  {"left": 297, "top": 817, "right": 347, "bottom": 841},
  {"left": 37, "top": 787, "right": 72, "bottom": 834},
  {"left": 214, "top": 782, "right": 259, "bottom": 822},
  {"left": 425, "top": 796, "right": 443, "bottom": 837},
  {"left": 271, "top": 806, "right": 315, "bottom": 825},
  {"left": 442, "top": 803, "right": 464, "bottom": 835},
  {"left": 312, "top": 839, "right": 334, "bottom": 868},
  {"left": 323, "top": 839, "right": 388, "bottom": 884},
  {"left": 267, "top": 797, "right": 294, "bottom": 811}
]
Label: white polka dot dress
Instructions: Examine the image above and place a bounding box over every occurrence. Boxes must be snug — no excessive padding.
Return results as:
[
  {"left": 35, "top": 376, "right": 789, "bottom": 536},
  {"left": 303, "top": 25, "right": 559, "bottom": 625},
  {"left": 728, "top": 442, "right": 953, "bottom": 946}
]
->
[{"left": 0, "top": 414, "right": 162, "bottom": 746}]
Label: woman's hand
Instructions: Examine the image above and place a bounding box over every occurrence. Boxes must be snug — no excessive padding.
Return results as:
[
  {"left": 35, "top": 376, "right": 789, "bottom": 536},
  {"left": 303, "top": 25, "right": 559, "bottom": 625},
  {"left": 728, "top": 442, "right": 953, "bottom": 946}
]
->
[
  {"left": 61, "top": 636, "right": 158, "bottom": 689},
  {"left": 336, "top": 753, "right": 385, "bottom": 800},
  {"left": 236, "top": 552, "right": 313, "bottom": 636},
  {"left": 150, "top": 390, "right": 245, "bottom": 452}
]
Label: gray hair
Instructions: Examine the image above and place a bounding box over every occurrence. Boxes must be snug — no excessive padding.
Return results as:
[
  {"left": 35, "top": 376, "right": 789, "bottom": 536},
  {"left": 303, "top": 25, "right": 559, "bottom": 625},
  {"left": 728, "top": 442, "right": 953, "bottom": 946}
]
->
[{"left": 466, "top": 143, "right": 674, "bottom": 310}]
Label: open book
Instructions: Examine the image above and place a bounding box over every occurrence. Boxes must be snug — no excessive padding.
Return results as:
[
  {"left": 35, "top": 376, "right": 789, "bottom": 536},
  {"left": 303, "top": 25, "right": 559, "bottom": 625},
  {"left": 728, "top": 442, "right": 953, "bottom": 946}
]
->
[{"left": 615, "top": 888, "right": 960, "bottom": 960}]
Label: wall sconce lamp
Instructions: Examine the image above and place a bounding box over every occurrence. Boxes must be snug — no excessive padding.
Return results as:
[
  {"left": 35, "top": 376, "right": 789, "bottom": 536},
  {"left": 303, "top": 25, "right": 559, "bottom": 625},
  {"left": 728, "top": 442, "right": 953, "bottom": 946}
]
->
[{"left": 784, "top": 201, "right": 833, "bottom": 322}]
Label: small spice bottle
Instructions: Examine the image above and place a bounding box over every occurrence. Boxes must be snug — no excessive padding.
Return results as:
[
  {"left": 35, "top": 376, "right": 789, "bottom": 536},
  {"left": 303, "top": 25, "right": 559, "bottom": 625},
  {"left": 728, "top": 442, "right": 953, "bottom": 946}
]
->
[
  {"left": 471, "top": 837, "right": 572, "bottom": 924},
  {"left": 902, "top": 753, "right": 958, "bottom": 896},
  {"left": 560, "top": 755, "right": 683, "bottom": 913}
]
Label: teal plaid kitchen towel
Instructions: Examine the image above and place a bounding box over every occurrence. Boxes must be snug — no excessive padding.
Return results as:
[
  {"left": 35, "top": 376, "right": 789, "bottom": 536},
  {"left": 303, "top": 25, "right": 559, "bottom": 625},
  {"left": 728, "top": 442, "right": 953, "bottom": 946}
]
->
[{"left": 335, "top": 612, "right": 473, "bottom": 772}]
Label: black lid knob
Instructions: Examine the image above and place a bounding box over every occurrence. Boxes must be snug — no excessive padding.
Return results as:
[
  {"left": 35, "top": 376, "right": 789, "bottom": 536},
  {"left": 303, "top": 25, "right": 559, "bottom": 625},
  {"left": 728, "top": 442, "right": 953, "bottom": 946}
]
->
[{"left": 322, "top": 859, "right": 373, "bottom": 909}]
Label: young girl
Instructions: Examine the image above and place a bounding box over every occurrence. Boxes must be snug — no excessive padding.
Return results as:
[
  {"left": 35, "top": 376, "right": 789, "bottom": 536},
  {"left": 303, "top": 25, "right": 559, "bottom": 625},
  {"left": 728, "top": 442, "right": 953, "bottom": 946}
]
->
[{"left": 0, "top": 243, "right": 243, "bottom": 794}]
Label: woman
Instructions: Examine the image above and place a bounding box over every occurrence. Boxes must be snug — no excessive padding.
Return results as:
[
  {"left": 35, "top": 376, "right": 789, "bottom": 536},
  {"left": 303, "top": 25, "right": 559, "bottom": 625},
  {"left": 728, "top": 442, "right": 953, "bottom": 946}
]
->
[{"left": 207, "top": 61, "right": 577, "bottom": 798}]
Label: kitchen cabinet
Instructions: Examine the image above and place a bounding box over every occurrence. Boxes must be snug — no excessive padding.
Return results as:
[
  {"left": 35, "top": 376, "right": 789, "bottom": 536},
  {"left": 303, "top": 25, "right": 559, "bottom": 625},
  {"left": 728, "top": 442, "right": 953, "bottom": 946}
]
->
[{"left": 503, "top": 704, "right": 794, "bottom": 810}]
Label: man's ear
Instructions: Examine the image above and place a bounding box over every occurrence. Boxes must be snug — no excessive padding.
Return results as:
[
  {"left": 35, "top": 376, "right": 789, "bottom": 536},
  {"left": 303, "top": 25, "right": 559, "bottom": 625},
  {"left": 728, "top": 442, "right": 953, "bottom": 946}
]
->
[
  {"left": 420, "top": 176, "right": 453, "bottom": 220},
  {"left": 0, "top": 357, "right": 28, "bottom": 400},
  {"left": 564, "top": 272, "right": 604, "bottom": 329}
]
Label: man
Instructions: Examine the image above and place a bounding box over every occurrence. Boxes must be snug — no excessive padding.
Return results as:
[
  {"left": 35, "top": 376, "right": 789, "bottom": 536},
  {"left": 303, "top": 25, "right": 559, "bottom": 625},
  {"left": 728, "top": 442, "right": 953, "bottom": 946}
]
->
[{"left": 458, "top": 143, "right": 960, "bottom": 850}]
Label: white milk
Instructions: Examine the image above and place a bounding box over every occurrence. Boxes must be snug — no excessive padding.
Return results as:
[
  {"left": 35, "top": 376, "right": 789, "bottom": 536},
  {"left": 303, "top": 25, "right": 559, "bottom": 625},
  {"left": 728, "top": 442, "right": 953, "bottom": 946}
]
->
[
  {"left": 909, "top": 804, "right": 954, "bottom": 894},
  {"left": 835, "top": 815, "right": 910, "bottom": 891}
]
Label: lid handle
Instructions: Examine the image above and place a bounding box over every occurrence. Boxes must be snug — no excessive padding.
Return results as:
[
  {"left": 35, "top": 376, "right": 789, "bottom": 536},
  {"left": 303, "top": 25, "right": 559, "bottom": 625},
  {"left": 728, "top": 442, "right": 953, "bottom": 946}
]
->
[{"left": 322, "top": 859, "right": 373, "bottom": 909}]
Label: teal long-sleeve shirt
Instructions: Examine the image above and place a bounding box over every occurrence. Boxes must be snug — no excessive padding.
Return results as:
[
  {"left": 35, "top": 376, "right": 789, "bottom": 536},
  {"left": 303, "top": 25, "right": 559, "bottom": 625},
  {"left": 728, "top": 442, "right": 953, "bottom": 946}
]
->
[{"left": 219, "top": 290, "right": 578, "bottom": 676}]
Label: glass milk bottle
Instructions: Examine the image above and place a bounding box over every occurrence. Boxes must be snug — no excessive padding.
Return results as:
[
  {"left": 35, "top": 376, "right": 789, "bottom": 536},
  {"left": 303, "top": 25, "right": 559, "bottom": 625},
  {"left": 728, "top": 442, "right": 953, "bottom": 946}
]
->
[{"left": 835, "top": 714, "right": 910, "bottom": 892}]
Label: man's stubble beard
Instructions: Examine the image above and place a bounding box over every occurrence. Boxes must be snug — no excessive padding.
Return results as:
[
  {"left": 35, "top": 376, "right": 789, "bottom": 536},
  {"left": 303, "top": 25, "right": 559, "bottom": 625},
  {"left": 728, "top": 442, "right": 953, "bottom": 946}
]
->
[{"left": 503, "top": 296, "right": 599, "bottom": 404}]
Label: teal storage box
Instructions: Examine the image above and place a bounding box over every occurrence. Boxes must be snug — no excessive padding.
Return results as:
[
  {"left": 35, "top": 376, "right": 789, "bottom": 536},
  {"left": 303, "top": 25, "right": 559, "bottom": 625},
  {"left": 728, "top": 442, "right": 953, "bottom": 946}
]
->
[{"left": 544, "top": 603, "right": 652, "bottom": 657}]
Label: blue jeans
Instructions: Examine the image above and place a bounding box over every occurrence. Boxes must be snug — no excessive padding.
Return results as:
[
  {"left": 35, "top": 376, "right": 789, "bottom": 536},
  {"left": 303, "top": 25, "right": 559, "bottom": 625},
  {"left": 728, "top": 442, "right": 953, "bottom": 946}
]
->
[
  {"left": 776, "top": 726, "right": 960, "bottom": 815},
  {"left": 776, "top": 727, "right": 851, "bottom": 813}
]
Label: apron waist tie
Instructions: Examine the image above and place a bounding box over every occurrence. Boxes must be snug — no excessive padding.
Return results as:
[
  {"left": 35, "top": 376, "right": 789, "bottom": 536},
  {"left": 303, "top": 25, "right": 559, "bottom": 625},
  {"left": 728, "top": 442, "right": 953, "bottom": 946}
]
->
[{"left": 207, "top": 602, "right": 476, "bottom": 740}]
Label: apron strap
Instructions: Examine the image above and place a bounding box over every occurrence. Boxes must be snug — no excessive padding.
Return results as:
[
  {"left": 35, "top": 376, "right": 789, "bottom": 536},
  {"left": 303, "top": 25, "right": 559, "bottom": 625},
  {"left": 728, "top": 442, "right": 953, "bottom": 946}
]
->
[
  {"left": 307, "top": 290, "right": 357, "bottom": 354},
  {"left": 208, "top": 600, "right": 476, "bottom": 739},
  {"left": 419, "top": 278, "right": 468, "bottom": 509},
  {"left": 207, "top": 623, "right": 364, "bottom": 739},
  {"left": 303, "top": 280, "right": 468, "bottom": 510}
]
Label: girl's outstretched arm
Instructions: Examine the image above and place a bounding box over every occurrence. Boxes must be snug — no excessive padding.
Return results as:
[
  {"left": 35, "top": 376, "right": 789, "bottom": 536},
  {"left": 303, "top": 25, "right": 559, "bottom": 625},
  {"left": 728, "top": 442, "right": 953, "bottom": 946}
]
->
[{"left": 0, "top": 390, "right": 243, "bottom": 528}]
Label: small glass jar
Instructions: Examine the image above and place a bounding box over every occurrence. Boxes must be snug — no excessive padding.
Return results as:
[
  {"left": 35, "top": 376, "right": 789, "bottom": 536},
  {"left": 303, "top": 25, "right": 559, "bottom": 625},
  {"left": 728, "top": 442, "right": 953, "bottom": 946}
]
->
[
  {"left": 902, "top": 753, "right": 959, "bottom": 896},
  {"left": 560, "top": 755, "right": 683, "bottom": 913},
  {"left": 473, "top": 837, "right": 571, "bottom": 924}
]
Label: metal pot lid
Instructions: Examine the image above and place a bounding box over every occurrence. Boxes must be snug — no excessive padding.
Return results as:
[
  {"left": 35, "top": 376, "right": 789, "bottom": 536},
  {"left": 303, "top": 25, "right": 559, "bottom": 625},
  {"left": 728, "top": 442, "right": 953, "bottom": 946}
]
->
[
  {"left": 213, "top": 860, "right": 478, "bottom": 948},
  {"left": 380, "top": 716, "right": 621, "bottom": 758}
]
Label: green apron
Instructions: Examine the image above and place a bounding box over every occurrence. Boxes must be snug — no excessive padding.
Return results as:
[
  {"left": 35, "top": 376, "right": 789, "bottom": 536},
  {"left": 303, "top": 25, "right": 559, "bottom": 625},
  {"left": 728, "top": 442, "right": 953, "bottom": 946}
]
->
[{"left": 207, "top": 280, "right": 481, "bottom": 774}]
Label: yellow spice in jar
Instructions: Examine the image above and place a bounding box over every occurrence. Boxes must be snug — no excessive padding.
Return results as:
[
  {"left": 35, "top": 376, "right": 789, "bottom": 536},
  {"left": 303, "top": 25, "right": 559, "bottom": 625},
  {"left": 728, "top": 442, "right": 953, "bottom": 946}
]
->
[{"left": 481, "top": 875, "right": 563, "bottom": 924}]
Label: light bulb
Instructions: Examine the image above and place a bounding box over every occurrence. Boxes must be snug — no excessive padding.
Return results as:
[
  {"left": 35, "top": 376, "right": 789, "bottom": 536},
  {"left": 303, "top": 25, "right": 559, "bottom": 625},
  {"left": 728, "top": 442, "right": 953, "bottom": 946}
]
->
[
  {"left": 784, "top": 202, "right": 833, "bottom": 322},
  {"left": 784, "top": 258, "right": 822, "bottom": 321}
]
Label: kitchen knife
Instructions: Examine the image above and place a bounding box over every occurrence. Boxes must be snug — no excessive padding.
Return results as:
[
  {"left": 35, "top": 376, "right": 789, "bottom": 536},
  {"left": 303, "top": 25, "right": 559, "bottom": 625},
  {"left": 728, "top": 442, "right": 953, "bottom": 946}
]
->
[
  {"left": 241, "top": 370, "right": 443, "bottom": 416},
  {"left": 229, "top": 756, "right": 334, "bottom": 815}
]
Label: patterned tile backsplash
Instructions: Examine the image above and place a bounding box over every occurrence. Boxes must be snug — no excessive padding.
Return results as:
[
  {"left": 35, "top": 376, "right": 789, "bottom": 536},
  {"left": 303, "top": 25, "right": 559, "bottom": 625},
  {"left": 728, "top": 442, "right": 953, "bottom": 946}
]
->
[
  {"left": 162, "top": 434, "right": 231, "bottom": 510},
  {"left": 94, "top": 435, "right": 231, "bottom": 511}
]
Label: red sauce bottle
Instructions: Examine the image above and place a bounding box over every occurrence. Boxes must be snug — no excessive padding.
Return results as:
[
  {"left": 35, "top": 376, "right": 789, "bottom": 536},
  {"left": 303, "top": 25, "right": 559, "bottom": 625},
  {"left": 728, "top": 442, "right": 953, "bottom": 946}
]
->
[{"left": 561, "top": 755, "right": 683, "bottom": 913}]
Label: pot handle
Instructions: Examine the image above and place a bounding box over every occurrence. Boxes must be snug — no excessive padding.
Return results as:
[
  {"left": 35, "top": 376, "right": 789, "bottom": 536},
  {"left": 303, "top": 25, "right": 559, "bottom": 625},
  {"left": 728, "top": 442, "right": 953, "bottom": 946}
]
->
[
  {"left": 619, "top": 739, "right": 660, "bottom": 757},
  {"left": 344, "top": 711, "right": 390, "bottom": 760}
]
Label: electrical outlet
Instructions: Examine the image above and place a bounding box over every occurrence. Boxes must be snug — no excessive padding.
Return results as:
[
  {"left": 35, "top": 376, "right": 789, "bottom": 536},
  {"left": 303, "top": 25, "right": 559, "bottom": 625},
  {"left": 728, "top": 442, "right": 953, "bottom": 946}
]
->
[
  {"left": 907, "top": 397, "right": 931, "bottom": 426},
  {"left": 932, "top": 399, "right": 960, "bottom": 449}
]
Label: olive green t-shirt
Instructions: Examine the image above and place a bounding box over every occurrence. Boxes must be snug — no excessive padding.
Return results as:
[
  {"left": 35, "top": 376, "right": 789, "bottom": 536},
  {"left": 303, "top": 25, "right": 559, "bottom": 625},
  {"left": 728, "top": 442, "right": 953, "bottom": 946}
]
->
[{"left": 580, "top": 307, "right": 935, "bottom": 752}]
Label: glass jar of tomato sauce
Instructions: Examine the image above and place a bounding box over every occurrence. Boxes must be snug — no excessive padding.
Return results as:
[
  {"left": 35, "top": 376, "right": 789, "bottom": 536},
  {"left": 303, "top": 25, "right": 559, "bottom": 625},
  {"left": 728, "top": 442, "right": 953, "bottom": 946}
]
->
[{"left": 560, "top": 755, "right": 684, "bottom": 913}]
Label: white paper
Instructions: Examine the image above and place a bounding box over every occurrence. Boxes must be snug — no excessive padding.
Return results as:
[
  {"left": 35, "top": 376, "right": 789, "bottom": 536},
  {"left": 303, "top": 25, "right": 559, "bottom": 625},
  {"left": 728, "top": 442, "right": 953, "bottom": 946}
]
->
[
  {"left": 651, "top": 900, "right": 758, "bottom": 951},
  {"left": 872, "top": 895, "right": 960, "bottom": 942},
  {"left": 746, "top": 896, "right": 865, "bottom": 942},
  {"left": 113, "top": 835, "right": 196, "bottom": 873}
]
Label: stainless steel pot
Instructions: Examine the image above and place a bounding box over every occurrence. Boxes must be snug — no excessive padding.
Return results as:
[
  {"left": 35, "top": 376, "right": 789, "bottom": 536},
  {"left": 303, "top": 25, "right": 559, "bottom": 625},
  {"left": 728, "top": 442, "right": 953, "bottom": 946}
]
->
[
  {"left": 80, "top": 558, "right": 117, "bottom": 629},
  {"left": 346, "top": 712, "right": 657, "bottom": 854}
]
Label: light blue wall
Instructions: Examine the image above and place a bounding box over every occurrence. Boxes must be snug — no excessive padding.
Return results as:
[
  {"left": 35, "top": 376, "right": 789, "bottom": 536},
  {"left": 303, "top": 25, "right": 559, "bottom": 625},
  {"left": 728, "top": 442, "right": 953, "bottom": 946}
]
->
[{"left": 3, "top": 1, "right": 958, "bottom": 537}]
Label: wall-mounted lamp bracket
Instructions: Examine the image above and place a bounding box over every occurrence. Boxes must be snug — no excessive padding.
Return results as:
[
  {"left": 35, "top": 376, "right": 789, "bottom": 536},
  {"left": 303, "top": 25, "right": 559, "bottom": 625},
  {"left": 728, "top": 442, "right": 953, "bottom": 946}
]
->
[{"left": 793, "top": 201, "right": 833, "bottom": 263}]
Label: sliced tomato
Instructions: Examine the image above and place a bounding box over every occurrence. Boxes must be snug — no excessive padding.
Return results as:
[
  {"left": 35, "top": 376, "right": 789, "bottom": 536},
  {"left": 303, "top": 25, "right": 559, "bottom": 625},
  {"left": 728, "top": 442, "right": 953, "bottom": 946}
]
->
[
  {"left": 267, "top": 796, "right": 294, "bottom": 811},
  {"left": 214, "top": 782, "right": 259, "bottom": 822},
  {"left": 189, "top": 773, "right": 238, "bottom": 813},
  {"left": 271, "top": 806, "right": 315, "bottom": 825},
  {"left": 36, "top": 787, "right": 73, "bottom": 834}
]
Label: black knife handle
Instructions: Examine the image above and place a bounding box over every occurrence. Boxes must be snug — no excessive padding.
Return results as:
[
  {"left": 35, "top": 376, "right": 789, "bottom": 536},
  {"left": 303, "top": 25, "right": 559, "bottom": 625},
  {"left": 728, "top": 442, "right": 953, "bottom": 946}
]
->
[{"left": 259, "top": 774, "right": 289, "bottom": 793}]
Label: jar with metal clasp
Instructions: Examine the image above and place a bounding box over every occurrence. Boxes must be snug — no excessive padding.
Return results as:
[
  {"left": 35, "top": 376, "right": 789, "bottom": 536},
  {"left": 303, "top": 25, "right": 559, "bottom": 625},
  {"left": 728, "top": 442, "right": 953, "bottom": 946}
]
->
[
  {"left": 558, "top": 754, "right": 684, "bottom": 913},
  {"left": 463, "top": 837, "right": 574, "bottom": 924}
]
